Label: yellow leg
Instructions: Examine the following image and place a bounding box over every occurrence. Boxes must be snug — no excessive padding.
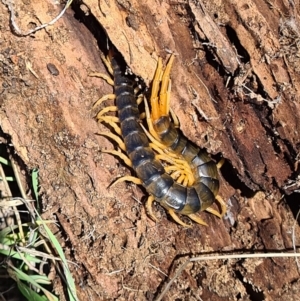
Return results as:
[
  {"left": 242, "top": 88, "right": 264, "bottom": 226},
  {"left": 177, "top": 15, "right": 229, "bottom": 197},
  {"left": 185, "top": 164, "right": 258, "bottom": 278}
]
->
[
  {"left": 96, "top": 106, "right": 118, "bottom": 118},
  {"left": 99, "top": 52, "right": 114, "bottom": 75},
  {"left": 152, "top": 146, "right": 194, "bottom": 185},
  {"left": 98, "top": 119, "right": 122, "bottom": 136},
  {"left": 169, "top": 170, "right": 182, "bottom": 181},
  {"left": 167, "top": 168, "right": 193, "bottom": 187},
  {"left": 90, "top": 72, "right": 114, "bottom": 86},
  {"left": 165, "top": 165, "right": 180, "bottom": 173},
  {"left": 165, "top": 166, "right": 183, "bottom": 177},
  {"left": 176, "top": 174, "right": 186, "bottom": 185},
  {"left": 187, "top": 213, "right": 208, "bottom": 226},
  {"left": 149, "top": 55, "right": 175, "bottom": 121},
  {"left": 154, "top": 153, "right": 191, "bottom": 174},
  {"left": 143, "top": 98, "right": 161, "bottom": 141},
  {"left": 93, "top": 94, "right": 116, "bottom": 109},
  {"left": 102, "top": 149, "right": 132, "bottom": 167},
  {"left": 143, "top": 130, "right": 176, "bottom": 158},
  {"left": 110, "top": 175, "right": 142, "bottom": 188},
  {"left": 168, "top": 209, "right": 191, "bottom": 228},
  {"left": 149, "top": 141, "right": 186, "bottom": 163},
  {"left": 203, "top": 196, "right": 226, "bottom": 218},
  {"left": 215, "top": 195, "right": 227, "bottom": 217},
  {"left": 170, "top": 107, "right": 180, "bottom": 128},
  {"left": 182, "top": 174, "right": 189, "bottom": 187},
  {"left": 217, "top": 158, "right": 225, "bottom": 169},
  {"left": 145, "top": 195, "right": 158, "bottom": 222},
  {"left": 159, "top": 54, "right": 175, "bottom": 116},
  {"left": 205, "top": 207, "right": 222, "bottom": 219},
  {"left": 137, "top": 94, "right": 143, "bottom": 105},
  {"left": 97, "top": 132, "right": 126, "bottom": 151},
  {"left": 150, "top": 58, "right": 163, "bottom": 121},
  {"left": 98, "top": 116, "right": 119, "bottom": 123},
  {"left": 160, "top": 76, "right": 171, "bottom": 116}
]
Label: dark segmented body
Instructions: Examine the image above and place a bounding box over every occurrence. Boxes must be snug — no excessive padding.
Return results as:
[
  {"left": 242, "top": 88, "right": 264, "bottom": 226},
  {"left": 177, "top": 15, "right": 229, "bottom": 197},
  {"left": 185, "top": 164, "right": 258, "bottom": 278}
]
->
[{"left": 111, "top": 53, "right": 219, "bottom": 217}]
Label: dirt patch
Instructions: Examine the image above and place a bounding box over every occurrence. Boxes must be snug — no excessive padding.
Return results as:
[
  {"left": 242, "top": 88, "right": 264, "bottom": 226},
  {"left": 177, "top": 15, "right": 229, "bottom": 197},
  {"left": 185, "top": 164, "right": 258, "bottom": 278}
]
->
[{"left": 0, "top": 1, "right": 299, "bottom": 300}]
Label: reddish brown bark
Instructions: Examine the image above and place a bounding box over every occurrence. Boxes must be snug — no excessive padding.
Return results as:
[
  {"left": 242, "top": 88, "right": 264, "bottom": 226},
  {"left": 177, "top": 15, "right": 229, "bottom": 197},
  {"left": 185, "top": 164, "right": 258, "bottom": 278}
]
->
[{"left": 0, "top": 0, "right": 299, "bottom": 300}]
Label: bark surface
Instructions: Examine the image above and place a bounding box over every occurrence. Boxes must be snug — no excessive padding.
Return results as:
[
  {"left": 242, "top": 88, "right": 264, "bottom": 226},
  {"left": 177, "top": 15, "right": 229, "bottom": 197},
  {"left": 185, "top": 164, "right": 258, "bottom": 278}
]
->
[{"left": 0, "top": 0, "right": 299, "bottom": 300}]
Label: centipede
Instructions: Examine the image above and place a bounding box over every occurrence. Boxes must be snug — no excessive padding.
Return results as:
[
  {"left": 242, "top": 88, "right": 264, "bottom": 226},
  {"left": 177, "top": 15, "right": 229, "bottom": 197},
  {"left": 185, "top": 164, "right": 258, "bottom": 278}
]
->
[{"left": 92, "top": 48, "right": 226, "bottom": 227}]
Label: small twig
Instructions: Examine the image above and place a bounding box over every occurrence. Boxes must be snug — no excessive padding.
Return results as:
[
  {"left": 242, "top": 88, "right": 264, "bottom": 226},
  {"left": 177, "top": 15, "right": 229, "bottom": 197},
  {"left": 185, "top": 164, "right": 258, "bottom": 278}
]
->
[
  {"left": 0, "top": 163, "right": 25, "bottom": 244},
  {"left": 241, "top": 84, "right": 281, "bottom": 108},
  {"left": 149, "top": 263, "right": 169, "bottom": 277},
  {"left": 190, "top": 86, "right": 218, "bottom": 122},
  {"left": 190, "top": 252, "right": 300, "bottom": 262},
  {"left": 292, "top": 208, "right": 300, "bottom": 272},
  {"left": 156, "top": 251, "right": 300, "bottom": 301},
  {"left": 1, "top": 0, "right": 73, "bottom": 36},
  {"left": 105, "top": 269, "right": 124, "bottom": 275},
  {"left": 10, "top": 158, "right": 27, "bottom": 200},
  {"left": 192, "top": 71, "right": 217, "bottom": 103},
  {"left": 155, "top": 261, "right": 190, "bottom": 301}
]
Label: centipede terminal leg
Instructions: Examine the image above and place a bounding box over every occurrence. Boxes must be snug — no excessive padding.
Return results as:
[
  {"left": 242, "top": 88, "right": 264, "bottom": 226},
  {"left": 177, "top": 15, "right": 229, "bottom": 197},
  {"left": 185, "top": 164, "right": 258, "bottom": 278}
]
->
[{"left": 159, "top": 54, "right": 175, "bottom": 116}]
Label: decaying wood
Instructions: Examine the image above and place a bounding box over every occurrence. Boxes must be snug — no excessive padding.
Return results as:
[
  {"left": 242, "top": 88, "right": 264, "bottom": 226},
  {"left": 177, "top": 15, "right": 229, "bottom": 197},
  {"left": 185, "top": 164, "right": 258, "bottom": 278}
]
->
[{"left": 0, "top": 0, "right": 299, "bottom": 300}]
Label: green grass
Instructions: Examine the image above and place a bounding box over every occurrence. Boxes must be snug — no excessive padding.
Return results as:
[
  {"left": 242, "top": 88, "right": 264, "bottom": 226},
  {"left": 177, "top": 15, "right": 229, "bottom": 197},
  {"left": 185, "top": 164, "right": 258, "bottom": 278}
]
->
[{"left": 0, "top": 154, "right": 78, "bottom": 301}]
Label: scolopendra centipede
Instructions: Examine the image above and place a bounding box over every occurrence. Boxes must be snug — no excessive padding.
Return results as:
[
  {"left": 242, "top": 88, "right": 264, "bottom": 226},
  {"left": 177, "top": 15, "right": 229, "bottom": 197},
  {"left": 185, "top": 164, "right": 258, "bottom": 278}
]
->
[{"left": 93, "top": 48, "right": 226, "bottom": 227}]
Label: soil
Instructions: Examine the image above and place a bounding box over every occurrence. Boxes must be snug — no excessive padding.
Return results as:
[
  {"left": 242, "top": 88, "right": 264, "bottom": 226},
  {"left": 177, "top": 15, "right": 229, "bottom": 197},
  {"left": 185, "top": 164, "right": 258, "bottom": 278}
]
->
[{"left": 0, "top": 0, "right": 299, "bottom": 300}]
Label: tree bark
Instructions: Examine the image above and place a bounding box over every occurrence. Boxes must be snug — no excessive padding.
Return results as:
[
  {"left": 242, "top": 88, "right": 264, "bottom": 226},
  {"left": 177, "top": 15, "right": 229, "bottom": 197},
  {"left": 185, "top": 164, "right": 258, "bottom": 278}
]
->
[{"left": 0, "top": 0, "right": 299, "bottom": 300}]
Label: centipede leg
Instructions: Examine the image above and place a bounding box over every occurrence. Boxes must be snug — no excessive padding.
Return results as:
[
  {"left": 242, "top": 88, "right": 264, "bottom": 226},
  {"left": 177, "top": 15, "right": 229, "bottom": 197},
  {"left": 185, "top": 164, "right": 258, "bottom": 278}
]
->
[
  {"left": 217, "top": 158, "right": 225, "bottom": 169},
  {"left": 98, "top": 115, "right": 119, "bottom": 123},
  {"left": 169, "top": 107, "right": 180, "bottom": 128},
  {"left": 90, "top": 72, "right": 114, "bottom": 86},
  {"left": 97, "top": 132, "right": 126, "bottom": 151},
  {"left": 93, "top": 94, "right": 116, "bottom": 109},
  {"left": 168, "top": 209, "right": 191, "bottom": 228},
  {"left": 98, "top": 117, "right": 122, "bottom": 136},
  {"left": 96, "top": 106, "right": 118, "bottom": 118},
  {"left": 214, "top": 158, "right": 226, "bottom": 216},
  {"left": 90, "top": 51, "right": 114, "bottom": 82},
  {"left": 168, "top": 169, "right": 181, "bottom": 181},
  {"left": 159, "top": 54, "right": 175, "bottom": 116},
  {"left": 187, "top": 213, "right": 208, "bottom": 226},
  {"left": 110, "top": 175, "right": 142, "bottom": 188},
  {"left": 99, "top": 51, "right": 114, "bottom": 75},
  {"left": 143, "top": 97, "right": 161, "bottom": 141},
  {"left": 149, "top": 141, "right": 194, "bottom": 185},
  {"left": 137, "top": 94, "right": 143, "bottom": 105},
  {"left": 204, "top": 196, "right": 226, "bottom": 218},
  {"left": 147, "top": 198, "right": 197, "bottom": 228},
  {"left": 145, "top": 195, "right": 158, "bottom": 222},
  {"left": 205, "top": 207, "right": 222, "bottom": 218},
  {"left": 215, "top": 195, "right": 227, "bottom": 216},
  {"left": 102, "top": 149, "right": 132, "bottom": 167},
  {"left": 150, "top": 58, "right": 163, "bottom": 121},
  {"left": 154, "top": 155, "right": 194, "bottom": 186}
]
